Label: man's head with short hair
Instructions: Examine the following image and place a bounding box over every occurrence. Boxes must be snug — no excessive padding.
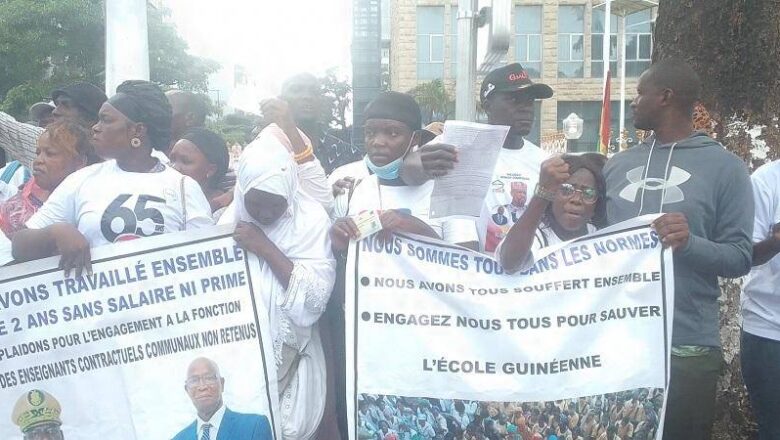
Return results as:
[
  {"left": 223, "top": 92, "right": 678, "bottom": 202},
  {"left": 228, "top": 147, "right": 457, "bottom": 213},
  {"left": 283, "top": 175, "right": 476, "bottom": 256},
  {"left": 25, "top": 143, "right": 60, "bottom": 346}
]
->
[
  {"left": 631, "top": 58, "right": 701, "bottom": 131},
  {"left": 29, "top": 102, "right": 55, "bottom": 128},
  {"left": 166, "top": 90, "right": 208, "bottom": 144},
  {"left": 280, "top": 73, "right": 321, "bottom": 124},
  {"left": 184, "top": 357, "right": 225, "bottom": 421}
]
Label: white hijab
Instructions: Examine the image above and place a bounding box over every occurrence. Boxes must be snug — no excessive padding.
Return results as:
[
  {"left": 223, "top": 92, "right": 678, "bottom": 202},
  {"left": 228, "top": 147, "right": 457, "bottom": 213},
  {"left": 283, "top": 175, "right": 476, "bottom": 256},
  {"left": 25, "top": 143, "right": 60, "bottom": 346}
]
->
[{"left": 230, "top": 130, "right": 332, "bottom": 262}]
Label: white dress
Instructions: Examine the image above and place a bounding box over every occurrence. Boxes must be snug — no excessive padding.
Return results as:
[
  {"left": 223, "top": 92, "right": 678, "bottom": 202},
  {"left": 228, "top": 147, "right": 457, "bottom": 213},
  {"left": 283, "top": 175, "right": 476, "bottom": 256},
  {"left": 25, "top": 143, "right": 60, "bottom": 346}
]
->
[{"left": 220, "top": 129, "right": 336, "bottom": 440}]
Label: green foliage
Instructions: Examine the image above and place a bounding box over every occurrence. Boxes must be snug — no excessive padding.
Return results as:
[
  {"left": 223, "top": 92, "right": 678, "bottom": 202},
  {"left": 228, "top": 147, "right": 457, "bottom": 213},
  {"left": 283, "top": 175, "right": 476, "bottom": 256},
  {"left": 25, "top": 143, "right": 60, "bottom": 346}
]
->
[
  {"left": 410, "top": 79, "right": 454, "bottom": 124},
  {"left": 0, "top": 0, "right": 104, "bottom": 117},
  {"left": 147, "top": 5, "right": 219, "bottom": 92},
  {"left": 0, "top": 0, "right": 218, "bottom": 120},
  {"left": 207, "top": 111, "right": 261, "bottom": 147},
  {"left": 0, "top": 83, "right": 51, "bottom": 119},
  {"left": 319, "top": 68, "right": 352, "bottom": 130}
]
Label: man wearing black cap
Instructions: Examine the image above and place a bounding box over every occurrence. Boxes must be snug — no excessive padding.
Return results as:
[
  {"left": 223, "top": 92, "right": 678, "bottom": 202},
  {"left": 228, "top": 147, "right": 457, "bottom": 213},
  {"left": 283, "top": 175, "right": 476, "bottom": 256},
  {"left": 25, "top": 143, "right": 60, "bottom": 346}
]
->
[
  {"left": 0, "top": 81, "right": 106, "bottom": 179},
  {"left": 401, "top": 63, "right": 554, "bottom": 253},
  {"left": 49, "top": 82, "right": 107, "bottom": 127}
]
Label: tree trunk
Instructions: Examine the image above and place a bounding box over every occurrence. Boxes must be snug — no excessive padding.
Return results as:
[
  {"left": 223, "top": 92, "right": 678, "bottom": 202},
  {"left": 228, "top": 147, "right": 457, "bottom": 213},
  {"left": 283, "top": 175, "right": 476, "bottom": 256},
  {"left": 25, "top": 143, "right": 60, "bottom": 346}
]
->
[
  {"left": 654, "top": 0, "right": 780, "bottom": 164},
  {"left": 653, "top": 1, "right": 780, "bottom": 439}
]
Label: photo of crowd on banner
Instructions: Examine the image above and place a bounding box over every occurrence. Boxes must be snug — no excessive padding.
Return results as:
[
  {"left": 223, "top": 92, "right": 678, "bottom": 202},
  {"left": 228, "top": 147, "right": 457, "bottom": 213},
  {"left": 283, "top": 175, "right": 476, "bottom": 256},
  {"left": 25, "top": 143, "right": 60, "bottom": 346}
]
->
[{"left": 357, "top": 388, "right": 663, "bottom": 440}]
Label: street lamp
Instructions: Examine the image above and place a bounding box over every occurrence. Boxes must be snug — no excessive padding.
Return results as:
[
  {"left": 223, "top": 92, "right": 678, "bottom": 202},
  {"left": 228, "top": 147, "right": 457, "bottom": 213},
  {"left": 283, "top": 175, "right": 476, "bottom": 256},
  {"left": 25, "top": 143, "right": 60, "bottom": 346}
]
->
[{"left": 562, "top": 113, "right": 584, "bottom": 152}]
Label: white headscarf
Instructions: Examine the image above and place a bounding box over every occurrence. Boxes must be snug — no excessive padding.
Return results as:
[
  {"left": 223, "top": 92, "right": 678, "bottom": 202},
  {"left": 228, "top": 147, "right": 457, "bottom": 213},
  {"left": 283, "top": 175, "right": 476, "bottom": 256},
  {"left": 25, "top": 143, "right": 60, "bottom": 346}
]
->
[{"left": 231, "top": 129, "right": 332, "bottom": 261}]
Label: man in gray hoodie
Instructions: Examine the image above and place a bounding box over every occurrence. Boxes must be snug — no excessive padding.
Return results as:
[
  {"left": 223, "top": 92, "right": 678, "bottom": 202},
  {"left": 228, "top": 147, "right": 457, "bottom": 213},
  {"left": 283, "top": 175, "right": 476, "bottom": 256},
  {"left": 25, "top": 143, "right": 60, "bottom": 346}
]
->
[{"left": 603, "top": 59, "right": 753, "bottom": 439}]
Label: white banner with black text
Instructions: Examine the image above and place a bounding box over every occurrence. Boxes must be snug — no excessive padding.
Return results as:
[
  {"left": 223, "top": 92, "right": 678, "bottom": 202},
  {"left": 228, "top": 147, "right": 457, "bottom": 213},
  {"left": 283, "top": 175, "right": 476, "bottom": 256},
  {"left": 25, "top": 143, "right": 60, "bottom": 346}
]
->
[
  {"left": 0, "top": 227, "right": 278, "bottom": 440},
  {"left": 347, "top": 216, "right": 673, "bottom": 440}
]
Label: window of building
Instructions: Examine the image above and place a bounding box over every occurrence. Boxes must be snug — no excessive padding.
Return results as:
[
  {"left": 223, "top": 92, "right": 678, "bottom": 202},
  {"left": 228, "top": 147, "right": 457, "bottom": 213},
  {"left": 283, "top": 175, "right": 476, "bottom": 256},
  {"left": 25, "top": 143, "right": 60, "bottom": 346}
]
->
[
  {"left": 417, "top": 6, "right": 445, "bottom": 80},
  {"left": 514, "top": 5, "right": 542, "bottom": 78},
  {"left": 591, "top": 10, "right": 618, "bottom": 78},
  {"left": 557, "top": 6, "right": 585, "bottom": 78},
  {"left": 449, "top": 8, "right": 458, "bottom": 78},
  {"left": 557, "top": 101, "right": 635, "bottom": 152},
  {"left": 626, "top": 9, "right": 653, "bottom": 77},
  {"left": 380, "top": 0, "right": 390, "bottom": 41},
  {"left": 353, "top": 71, "right": 381, "bottom": 88}
]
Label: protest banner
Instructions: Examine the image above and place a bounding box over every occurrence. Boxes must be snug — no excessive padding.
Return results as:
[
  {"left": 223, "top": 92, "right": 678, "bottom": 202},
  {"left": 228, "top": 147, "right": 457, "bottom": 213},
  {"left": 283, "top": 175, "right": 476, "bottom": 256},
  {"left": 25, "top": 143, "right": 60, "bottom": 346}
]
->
[
  {"left": 0, "top": 226, "right": 278, "bottom": 440},
  {"left": 347, "top": 216, "right": 673, "bottom": 439}
]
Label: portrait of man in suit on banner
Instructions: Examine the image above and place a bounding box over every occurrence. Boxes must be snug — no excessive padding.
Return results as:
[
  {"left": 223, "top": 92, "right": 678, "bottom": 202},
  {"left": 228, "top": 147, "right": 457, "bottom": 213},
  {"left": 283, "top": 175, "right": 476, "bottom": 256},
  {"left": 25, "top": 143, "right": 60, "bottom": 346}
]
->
[{"left": 172, "top": 357, "right": 272, "bottom": 440}]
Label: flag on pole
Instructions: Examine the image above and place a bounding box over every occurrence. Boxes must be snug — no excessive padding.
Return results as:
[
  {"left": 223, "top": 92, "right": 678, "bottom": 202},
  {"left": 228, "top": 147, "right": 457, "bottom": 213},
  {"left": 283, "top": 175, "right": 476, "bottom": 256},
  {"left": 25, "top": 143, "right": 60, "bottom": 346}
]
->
[{"left": 599, "top": 70, "right": 612, "bottom": 155}]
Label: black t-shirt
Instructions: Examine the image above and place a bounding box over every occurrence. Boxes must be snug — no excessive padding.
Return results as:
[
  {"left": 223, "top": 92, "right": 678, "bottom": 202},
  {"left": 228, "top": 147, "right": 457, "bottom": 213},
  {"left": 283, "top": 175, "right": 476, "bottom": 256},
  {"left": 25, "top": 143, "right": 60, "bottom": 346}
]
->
[{"left": 315, "top": 131, "right": 363, "bottom": 174}]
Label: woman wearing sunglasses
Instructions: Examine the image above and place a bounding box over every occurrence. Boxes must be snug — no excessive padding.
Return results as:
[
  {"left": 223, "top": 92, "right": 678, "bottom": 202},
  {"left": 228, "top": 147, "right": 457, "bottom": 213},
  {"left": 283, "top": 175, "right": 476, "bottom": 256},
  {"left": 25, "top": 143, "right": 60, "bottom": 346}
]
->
[{"left": 496, "top": 153, "right": 606, "bottom": 273}]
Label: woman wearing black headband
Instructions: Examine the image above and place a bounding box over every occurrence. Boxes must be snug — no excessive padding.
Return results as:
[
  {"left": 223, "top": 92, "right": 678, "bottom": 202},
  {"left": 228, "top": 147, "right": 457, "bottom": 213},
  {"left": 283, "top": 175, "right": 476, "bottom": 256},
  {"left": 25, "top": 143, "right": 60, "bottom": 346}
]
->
[
  {"left": 329, "top": 92, "right": 476, "bottom": 252},
  {"left": 170, "top": 127, "right": 232, "bottom": 218},
  {"left": 12, "top": 80, "right": 214, "bottom": 275}
]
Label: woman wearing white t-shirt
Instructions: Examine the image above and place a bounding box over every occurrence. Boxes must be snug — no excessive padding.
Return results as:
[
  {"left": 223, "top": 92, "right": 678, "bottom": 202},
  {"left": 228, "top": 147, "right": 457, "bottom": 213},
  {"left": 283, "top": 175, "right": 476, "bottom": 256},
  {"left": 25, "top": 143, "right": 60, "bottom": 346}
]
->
[
  {"left": 219, "top": 131, "right": 335, "bottom": 440},
  {"left": 496, "top": 153, "right": 606, "bottom": 273},
  {"left": 330, "top": 92, "right": 475, "bottom": 251},
  {"left": 13, "top": 80, "right": 213, "bottom": 275}
]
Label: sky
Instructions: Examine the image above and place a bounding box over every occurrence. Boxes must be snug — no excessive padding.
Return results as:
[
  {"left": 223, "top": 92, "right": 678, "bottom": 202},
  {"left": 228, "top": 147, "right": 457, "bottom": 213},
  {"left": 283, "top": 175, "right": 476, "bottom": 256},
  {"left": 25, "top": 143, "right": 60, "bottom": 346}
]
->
[{"left": 163, "top": 0, "right": 352, "bottom": 113}]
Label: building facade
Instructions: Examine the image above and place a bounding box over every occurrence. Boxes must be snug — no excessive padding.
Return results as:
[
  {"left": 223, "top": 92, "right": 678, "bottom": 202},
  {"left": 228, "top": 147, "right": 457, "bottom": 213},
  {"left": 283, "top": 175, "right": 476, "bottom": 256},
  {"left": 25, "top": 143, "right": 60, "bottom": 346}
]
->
[
  {"left": 353, "top": 0, "right": 384, "bottom": 147},
  {"left": 389, "top": 0, "right": 655, "bottom": 150}
]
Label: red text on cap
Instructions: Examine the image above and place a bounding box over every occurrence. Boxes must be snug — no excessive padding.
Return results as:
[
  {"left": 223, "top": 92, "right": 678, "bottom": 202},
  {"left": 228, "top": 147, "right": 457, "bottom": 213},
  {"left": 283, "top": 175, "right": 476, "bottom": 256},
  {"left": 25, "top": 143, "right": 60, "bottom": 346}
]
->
[{"left": 508, "top": 72, "right": 529, "bottom": 82}]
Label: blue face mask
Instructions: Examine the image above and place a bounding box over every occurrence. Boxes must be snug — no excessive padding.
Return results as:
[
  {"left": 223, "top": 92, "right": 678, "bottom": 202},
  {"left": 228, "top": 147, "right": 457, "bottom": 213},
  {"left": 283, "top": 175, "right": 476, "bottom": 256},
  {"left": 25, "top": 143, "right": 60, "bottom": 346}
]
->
[
  {"left": 364, "top": 154, "right": 403, "bottom": 180},
  {"left": 363, "top": 133, "right": 416, "bottom": 181}
]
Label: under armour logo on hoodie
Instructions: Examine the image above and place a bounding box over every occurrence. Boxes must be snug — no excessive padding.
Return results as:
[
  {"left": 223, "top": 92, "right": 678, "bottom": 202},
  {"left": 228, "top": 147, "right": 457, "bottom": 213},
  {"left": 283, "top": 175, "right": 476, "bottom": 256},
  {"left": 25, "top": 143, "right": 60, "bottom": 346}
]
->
[{"left": 619, "top": 166, "right": 691, "bottom": 204}]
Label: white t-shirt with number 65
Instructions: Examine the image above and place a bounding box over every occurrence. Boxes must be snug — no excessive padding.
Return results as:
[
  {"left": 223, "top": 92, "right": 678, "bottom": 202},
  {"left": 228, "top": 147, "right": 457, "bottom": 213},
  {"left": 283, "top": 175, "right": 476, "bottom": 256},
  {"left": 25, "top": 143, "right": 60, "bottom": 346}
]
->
[{"left": 26, "top": 160, "right": 214, "bottom": 247}]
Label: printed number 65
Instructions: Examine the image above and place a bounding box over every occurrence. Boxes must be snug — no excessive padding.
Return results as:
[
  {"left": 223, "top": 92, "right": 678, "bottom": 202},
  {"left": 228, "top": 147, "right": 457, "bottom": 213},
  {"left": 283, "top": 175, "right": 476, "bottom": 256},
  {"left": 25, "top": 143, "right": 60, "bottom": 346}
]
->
[{"left": 100, "top": 194, "right": 165, "bottom": 242}]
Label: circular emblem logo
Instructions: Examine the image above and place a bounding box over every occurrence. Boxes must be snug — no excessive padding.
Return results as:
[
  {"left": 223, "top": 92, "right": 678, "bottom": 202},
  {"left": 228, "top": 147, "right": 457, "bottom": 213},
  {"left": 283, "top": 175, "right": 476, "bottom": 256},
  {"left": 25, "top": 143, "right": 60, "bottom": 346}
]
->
[{"left": 27, "top": 390, "right": 45, "bottom": 407}]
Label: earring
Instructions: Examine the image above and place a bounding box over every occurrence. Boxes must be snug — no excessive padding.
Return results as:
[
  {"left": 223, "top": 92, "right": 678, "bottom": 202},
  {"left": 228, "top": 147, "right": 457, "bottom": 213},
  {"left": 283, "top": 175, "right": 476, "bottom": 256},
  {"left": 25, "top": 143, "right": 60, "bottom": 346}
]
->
[{"left": 131, "top": 138, "right": 142, "bottom": 148}]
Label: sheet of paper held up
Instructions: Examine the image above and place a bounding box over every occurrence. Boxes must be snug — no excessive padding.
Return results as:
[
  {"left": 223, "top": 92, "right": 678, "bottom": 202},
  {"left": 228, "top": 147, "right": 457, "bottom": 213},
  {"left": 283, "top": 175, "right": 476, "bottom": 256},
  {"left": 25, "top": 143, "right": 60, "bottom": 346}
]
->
[{"left": 429, "top": 121, "right": 509, "bottom": 219}]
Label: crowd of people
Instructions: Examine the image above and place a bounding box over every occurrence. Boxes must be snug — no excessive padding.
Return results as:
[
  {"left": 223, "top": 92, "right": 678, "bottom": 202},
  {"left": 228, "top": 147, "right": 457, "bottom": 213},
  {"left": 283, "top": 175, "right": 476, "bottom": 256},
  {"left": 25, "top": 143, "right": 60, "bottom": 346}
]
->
[
  {"left": 357, "top": 389, "right": 662, "bottom": 440},
  {"left": 1, "top": 56, "right": 778, "bottom": 440}
]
